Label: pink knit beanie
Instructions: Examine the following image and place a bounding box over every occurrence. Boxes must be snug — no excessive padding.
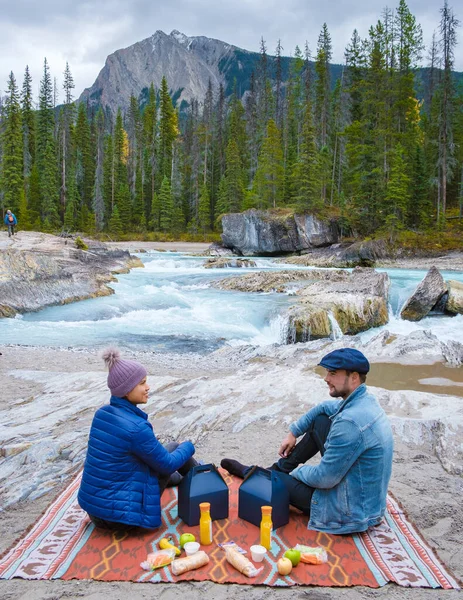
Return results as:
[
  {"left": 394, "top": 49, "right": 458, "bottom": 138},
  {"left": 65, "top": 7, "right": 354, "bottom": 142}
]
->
[{"left": 102, "top": 348, "right": 147, "bottom": 398}]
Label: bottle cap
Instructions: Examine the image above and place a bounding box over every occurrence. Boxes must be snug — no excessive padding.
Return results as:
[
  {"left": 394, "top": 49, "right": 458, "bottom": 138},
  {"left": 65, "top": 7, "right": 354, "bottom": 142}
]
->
[
  {"left": 199, "top": 502, "right": 211, "bottom": 511},
  {"left": 261, "top": 505, "right": 272, "bottom": 515}
]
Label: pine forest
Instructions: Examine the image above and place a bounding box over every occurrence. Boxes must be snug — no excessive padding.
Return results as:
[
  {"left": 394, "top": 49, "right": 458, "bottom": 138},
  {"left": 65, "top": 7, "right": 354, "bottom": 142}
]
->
[{"left": 1, "top": 0, "right": 462, "bottom": 246}]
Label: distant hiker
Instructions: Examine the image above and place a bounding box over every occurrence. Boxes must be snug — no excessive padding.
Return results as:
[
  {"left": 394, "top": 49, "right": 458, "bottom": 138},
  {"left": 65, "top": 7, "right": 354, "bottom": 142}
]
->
[
  {"left": 221, "top": 348, "right": 394, "bottom": 534},
  {"left": 78, "top": 348, "right": 198, "bottom": 532},
  {"left": 4, "top": 210, "right": 17, "bottom": 237}
]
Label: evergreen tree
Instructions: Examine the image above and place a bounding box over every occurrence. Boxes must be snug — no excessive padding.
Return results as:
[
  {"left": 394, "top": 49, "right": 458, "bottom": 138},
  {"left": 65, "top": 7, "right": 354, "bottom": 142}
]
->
[
  {"left": 437, "top": 0, "right": 459, "bottom": 218},
  {"left": 59, "top": 61, "right": 76, "bottom": 219},
  {"left": 2, "top": 71, "right": 23, "bottom": 214},
  {"left": 37, "top": 58, "right": 59, "bottom": 226},
  {"left": 93, "top": 107, "right": 105, "bottom": 230},
  {"left": 21, "top": 66, "right": 35, "bottom": 181},
  {"left": 158, "top": 77, "right": 178, "bottom": 185},
  {"left": 159, "top": 175, "right": 174, "bottom": 232},
  {"left": 102, "top": 133, "right": 114, "bottom": 226},
  {"left": 292, "top": 102, "right": 321, "bottom": 210},
  {"left": 75, "top": 102, "right": 94, "bottom": 215},
  {"left": 143, "top": 83, "right": 157, "bottom": 223},
  {"left": 254, "top": 119, "right": 284, "bottom": 208},
  {"left": 198, "top": 182, "right": 211, "bottom": 231},
  {"left": 221, "top": 139, "right": 245, "bottom": 212},
  {"left": 109, "top": 205, "right": 123, "bottom": 237},
  {"left": 384, "top": 144, "right": 411, "bottom": 239}
]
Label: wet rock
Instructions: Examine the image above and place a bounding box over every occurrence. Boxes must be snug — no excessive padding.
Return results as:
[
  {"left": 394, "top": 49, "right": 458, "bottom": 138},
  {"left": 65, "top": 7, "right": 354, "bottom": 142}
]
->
[
  {"left": 445, "top": 280, "right": 463, "bottom": 315},
  {"left": 221, "top": 209, "right": 338, "bottom": 256},
  {"left": 287, "top": 304, "right": 332, "bottom": 342},
  {"left": 400, "top": 266, "right": 448, "bottom": 321},
  {"left": 295, "top": 268, "right": 390, "bottom": 335},
  {"left": 204, "top": 257, "right": 257, "bottom": 269},
  {"left": 216, "top": 267, "right": 390, "bottom": 338},
  {"left": 213, "top": 269, "right": 347, "bottom": 293}
]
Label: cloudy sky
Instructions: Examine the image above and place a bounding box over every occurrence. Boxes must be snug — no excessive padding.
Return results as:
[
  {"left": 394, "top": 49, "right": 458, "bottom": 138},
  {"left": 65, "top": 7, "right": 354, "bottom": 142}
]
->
[{"left": 0, "top": 0, "right": 459, "bottom": 102}]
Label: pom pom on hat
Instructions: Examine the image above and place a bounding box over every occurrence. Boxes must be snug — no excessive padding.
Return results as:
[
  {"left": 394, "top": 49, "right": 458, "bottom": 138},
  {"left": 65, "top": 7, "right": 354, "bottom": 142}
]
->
[
  {"left": 102, "top": 347, "right": 147, "bottom": 398},
  {"left": 102, "top": 347, "right": 121, "bottom": 370}
]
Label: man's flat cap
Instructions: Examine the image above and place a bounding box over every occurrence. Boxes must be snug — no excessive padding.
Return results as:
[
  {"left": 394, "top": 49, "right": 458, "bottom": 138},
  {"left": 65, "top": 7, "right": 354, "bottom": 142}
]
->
[{"left": 318, "top": 348, "right": 370, "bottom": 374}]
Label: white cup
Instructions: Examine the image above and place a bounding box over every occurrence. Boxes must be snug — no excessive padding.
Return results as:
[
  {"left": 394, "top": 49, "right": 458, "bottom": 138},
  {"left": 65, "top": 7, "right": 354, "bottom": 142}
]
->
[
  {"left": 184, "top": 541, "right": 200, "bottom": 556},
  {"left": 250, "top": 544, "right": 267, "bottom": 562}
]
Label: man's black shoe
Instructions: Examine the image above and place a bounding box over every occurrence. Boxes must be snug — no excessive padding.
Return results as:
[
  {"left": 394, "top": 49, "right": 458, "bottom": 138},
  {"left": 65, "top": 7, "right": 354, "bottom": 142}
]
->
[{"left": 220, "top": 458, "right": 248, "bottom": 479}]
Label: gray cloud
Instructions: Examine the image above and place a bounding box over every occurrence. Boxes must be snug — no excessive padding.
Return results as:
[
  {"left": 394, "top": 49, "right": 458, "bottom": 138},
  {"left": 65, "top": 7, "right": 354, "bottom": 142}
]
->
[{"left": 0, "top": 0, "right": 459, "bottom": 102}]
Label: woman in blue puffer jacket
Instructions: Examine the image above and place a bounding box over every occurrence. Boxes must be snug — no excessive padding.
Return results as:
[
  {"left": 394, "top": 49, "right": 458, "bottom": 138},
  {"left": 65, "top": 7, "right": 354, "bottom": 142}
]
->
[{"left": 78, "top": 348, "right": 196, "bottom": 531}]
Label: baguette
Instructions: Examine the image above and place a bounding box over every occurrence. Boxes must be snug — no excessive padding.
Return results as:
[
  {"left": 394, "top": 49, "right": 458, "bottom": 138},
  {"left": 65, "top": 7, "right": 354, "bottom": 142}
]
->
[
  {"left": 171, "top": 550, "right": 209, "bottom": 576},
  {"left": 225, "top": 546, "right": 257, "bottom": 577}
]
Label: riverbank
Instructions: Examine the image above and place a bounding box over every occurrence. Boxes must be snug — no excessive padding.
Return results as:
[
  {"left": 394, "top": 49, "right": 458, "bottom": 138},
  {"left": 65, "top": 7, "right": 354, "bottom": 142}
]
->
[{"left": 0, "top": 336, "right": 462, "bottom": 599}]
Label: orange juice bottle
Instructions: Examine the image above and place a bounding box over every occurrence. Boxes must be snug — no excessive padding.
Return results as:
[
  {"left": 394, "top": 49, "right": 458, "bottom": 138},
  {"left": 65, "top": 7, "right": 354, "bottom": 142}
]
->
[
  {"left": 260, "top": 505, "right": 272, "bottom": 550},
  {"left": 199, "top": 502, "right": 212, "bottom": 545}
]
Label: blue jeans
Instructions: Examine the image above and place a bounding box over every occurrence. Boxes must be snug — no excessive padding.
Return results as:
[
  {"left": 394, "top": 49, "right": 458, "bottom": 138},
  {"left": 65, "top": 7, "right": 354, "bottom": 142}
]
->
[{"left": 245, "top": 414, "right": 331, "bottom": 516}]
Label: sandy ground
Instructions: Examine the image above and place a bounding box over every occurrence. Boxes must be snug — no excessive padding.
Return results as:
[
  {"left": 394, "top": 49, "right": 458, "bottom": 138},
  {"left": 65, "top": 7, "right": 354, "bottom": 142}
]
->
[{"left": 0, "top": 344, "right": 462, "bottom": 600}]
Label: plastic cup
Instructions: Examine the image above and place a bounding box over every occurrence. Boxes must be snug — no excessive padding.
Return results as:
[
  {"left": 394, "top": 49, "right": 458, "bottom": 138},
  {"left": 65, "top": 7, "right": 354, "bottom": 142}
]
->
[
  {"left": 184, "top": 541, "right": 200, "bottom": 556},
  {"left": 250, "top": 544, "right": 267, "bottom": 562}
]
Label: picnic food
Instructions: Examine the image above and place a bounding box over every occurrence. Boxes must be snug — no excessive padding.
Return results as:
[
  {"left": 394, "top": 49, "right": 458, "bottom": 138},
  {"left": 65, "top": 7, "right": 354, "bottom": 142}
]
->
[
  {"left": 294, "top": 545, "right": 328, "bottom": 564},
  {"left": 171, "top": 550, "right": 209, "bottom": 575},
  {"left": 159, "top": 537, "right": 181, "bottom": 556},
  {"left": 179, "top": 532, "right": 196, "bottom": 548},
  {"left": 260, "top": 506, "right": 272, "bottom": 550},
  {"left": 284, "top": 548, "right": 301, "bottom": 566},
  {"left": 141, "top": 549, "right": 176, "bottom": 570},
  {"left": 199, "top": 502, "right": 213, "bottom": 545},
  {"left": 225, "top": 546, "right": 261, "bottom": 577},
  {"left": 277, "top": 556, "right": 293, "bottom": 575}
]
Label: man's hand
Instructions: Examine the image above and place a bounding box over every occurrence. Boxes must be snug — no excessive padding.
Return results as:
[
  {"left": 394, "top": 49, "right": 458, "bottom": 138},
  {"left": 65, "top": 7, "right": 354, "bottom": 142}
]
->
[{"left": 279, "top": 432, "right": 297, "bottom": 458}]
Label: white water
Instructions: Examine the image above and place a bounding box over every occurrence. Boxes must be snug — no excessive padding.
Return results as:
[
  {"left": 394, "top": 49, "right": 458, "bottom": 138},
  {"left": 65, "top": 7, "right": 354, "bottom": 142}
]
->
[{"left": 1, "top": 252, "right": 462, "bottom": 352}]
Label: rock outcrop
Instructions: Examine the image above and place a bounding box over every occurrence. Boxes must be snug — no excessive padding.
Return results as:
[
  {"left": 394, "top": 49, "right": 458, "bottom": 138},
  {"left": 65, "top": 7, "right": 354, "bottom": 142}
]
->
[
  {"left": 445, "top": 280, "right": 463, "bottom": 315},
  {"left": 292, "top": 268, "right": 390, "bottom": 339},
  {"left": 214, "top": 269, "right": 346, "bottom": 293},
  {"left": 0, "top": 232, "right": 143, "bottom": 317},
  {"left": 400, "top": 266, "right": 448, "bottom": 321},
  {"left": 277, "top": 239, "right": 393, "bottom": 268},
  {"left": 221, "top": 209, "right": 338, "bottom": 256},
  {"left": 215, "top": 267, "right": 390, "bottom": 340},
  {"left": 204, "top": 257, "right": 256, "bottom": 269}
]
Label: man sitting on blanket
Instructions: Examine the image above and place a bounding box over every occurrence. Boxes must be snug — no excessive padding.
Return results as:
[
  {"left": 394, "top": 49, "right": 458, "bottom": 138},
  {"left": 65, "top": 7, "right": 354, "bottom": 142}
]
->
[{"left": 222, "top": 348, "right": 394, "bottom": 534}]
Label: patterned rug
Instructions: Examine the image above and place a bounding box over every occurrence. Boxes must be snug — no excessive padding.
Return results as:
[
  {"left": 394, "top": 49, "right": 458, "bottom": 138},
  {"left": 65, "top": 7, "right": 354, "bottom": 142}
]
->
[{"left": 0, "top": 471, "right": 459, "bottom": 589}]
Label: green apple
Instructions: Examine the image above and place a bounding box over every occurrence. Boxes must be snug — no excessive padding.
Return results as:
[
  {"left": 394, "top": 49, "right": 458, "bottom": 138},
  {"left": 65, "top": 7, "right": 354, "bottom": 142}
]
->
[
  {"left": 179, "top": 532, "right": 196, "bottom": 549},
  {"left": 284, "top": 548, "right": 301, "bottom": 567}
]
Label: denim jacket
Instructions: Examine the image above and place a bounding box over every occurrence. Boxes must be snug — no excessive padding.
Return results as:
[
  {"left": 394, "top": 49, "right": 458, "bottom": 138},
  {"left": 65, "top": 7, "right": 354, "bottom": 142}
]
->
[{"left": 289, "top": 384, "right": 393, "bottom": 534}]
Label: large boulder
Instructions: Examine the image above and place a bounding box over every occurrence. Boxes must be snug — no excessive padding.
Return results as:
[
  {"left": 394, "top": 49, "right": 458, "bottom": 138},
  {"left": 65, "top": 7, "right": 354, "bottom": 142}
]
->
[
  {"left": 400, "top": 266, "right": 448, "bottom": 321},
  {"left": 337, "top": 239, "right": 390, "bottom": 267},
  {"left": 445, "top": 280, "right": 463, "bottom": 315},
  {"left": 287, "top": 304, "right": 332, "bottom": 342},
  {"left": 221, "top": 209, "right": 338, "bottom": 256},
  {"left": 296, "top": 268, "right": 390, "bottom": 335}
]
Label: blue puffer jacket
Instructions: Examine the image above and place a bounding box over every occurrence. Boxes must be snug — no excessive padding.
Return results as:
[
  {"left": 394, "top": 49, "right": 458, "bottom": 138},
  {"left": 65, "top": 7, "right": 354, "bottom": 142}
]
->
[{"left": 78, "top": 396, "right": 195, "bottom": 528}]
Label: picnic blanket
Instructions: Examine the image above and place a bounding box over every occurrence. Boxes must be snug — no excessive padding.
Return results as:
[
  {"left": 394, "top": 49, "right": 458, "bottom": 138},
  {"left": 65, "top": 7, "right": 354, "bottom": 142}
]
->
[{"left": 0, "top": 471, "right": 459, "bottom": 588}]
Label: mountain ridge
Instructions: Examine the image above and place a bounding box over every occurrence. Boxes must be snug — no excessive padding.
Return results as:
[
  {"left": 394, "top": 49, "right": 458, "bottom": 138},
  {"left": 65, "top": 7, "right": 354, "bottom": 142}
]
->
[{"left": 78, "top": 29, "right": 461, "bottom": 116}]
